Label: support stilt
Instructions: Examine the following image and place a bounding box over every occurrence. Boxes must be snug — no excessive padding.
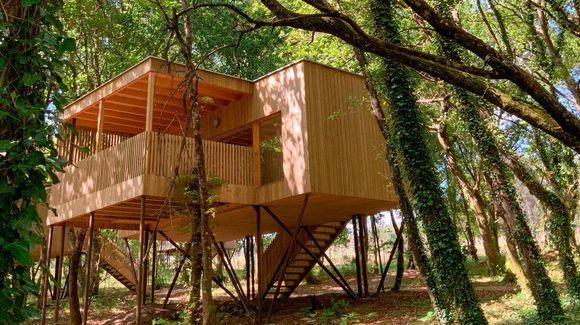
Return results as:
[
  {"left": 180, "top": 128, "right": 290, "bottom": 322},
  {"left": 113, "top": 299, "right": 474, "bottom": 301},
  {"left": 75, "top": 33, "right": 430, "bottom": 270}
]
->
[
  {"left": 54, "top": 224, "right": 66, "bottom": 323},
  {"left": 376, "top": 219, "right": 406, "bottom": 293},
  {"left": 151, "top": 230, "right": 157, "bottom": 304},
  {"left": 124, "top": 238, "right": 138, "bottom": 287},
  {"left": 253, "top": 205, "right": 263, "bottom": 324},
  {"left": 162, "top": 241, "right": 191, "bottom": 308},
  {"left": 359, "top": 215, "right": 369, "bottom": 297},
  {"left": 136, "top": 196, "right": 145, "bottom": 324},
  {"left": 214, "top": 240, "right": 250, "bottom": 312},
  {"left": 82, "top": 213, "right": 95, "bottom": 325},
  {"left": 245, "top": 236, "right": 251, "bottom": 300},
  {"left": 352, "top": 216, "right": 363, "bottom": 297},
  {"left": 40, "top": 226, "right": 54, "bottom": 325},
  {"left": 371, "top": 215, "right": 383, "bottom": 273},
  {"left": 143, "top": 230, "right": 149, "bottom": 304},
  {"left": 250, "top": 236, "right": 255, "bottom": 300}
]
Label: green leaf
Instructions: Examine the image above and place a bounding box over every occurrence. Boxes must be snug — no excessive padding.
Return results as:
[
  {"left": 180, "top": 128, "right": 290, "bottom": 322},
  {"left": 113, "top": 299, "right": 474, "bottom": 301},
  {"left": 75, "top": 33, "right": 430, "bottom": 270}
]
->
[
  {"left": 61, "top": 38, "right": 76, "bottom": 52},
  {"left": 22, "top": 0, "right": 40, "bottom": 7},
  {"left": 0, "top": 57, "right": 5, "bottom": 69},
  {"left": 22, "top": 73, "right": 40, "bottom": 87},
  {"left": 8, "top": 242, "right": 34, "bottom": 266},
  {"left": 0, "top": 139, "right": 14, "bottom": 151}
]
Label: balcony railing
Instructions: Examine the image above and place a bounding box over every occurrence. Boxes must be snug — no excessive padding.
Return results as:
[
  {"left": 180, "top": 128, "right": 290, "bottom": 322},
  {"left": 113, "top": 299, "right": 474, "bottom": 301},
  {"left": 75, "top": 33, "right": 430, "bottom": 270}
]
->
[{"left": 50, "top": 131, "right": 253, "bottom": 206}]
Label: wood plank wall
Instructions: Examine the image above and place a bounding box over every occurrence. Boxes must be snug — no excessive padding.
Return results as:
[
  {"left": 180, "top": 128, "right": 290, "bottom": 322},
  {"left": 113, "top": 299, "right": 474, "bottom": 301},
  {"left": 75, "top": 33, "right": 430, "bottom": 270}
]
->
[{"left": 303, "top": 61, "right": 396, "bottom": 202}]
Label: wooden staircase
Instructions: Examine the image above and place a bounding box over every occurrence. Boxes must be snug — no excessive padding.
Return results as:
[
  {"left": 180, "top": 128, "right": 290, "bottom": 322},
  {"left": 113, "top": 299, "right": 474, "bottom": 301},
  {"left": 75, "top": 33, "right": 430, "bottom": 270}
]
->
[
  {"left": 261, "top": 221, "right": 347, "bottom": 298},
  {"left": 99, "top": 238, "right": 138, "bottom": 292}
]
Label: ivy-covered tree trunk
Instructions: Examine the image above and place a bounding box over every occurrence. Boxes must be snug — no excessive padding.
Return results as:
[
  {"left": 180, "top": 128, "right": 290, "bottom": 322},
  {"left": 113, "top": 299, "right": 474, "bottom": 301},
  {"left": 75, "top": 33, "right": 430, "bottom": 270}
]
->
[
  {"left": 460, "top": 196, "right": 479, "bottom": 262},
  {"left": 435, "top": 1, "right": 564, "bottom": 321},
  {"left": 502, "top": 149, "right": 580, "bottom": 299},
  {"left": 370, "top": 1, "right": 486, "bottom": 323},
  {"left": 355, "top": 49, "right": 453, "bottom": 324},
  {"left": 437, "top": 118, "right": 502, "bottom": 273}
]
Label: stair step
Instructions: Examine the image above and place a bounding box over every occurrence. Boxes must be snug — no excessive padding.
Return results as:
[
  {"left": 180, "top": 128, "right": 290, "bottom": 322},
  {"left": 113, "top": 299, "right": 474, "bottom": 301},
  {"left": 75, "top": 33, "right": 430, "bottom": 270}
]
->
[
  {"left": 322, "top": 222, "right": 342, "bottom": 228},
  {"left": 314, "top": 227, "right": 340, "bottom": 233},
  {"left": 312, "top": 233, "right": 331, "bottom": 241},
  {"left": 267, "top": 288, "right": 292, "bottom": 294},
  {"left": 289, "top": 261, "right": 309, "bottom": 267},
  {"left": 283, "top": 274, "right": 300, "bottom": 280},
  {"left": 286, "top": 266, "right": 305, "bottom": 273}
]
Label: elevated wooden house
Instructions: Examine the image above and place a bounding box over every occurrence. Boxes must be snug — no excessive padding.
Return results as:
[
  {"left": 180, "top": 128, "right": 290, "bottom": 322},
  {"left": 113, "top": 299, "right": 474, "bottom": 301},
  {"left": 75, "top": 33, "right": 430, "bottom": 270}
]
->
[{"left": 45, "top": 57, "right": 398, "bottom": 322}]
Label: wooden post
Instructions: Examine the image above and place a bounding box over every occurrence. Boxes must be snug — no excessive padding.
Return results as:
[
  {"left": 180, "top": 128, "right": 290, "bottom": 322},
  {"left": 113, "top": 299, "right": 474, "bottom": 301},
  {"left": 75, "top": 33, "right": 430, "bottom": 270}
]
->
[
  {"left": 214, "top": 240, "right": 249, "bottom": 312},
  {"left": 143, "top": 229, "right": 149, "bottom": 304},
  {"left": 95, "top": 100, "right": 105, "bottom": 152},
  {"left": 146, "top": 72, "right": 156, "bottom": 132},
  {"left": 352, "top": 217, "right": 362, "bottom": 297},
  {"left": 54, "top": 224, "right": 66, "bottom": 323},
  {"left": 254, "top": 206, "right": 262, "bottom": 323},
  {"left": 40, "top": 226, "right": 54, "bottom": 325},
  {"left": 124, "top": 238, "right": 138, "bottom": 287},
  {"left": 376, "top": 220, "right": 406, "bottom": 294},
  {"left": 82, "top": 213, "right": 95, "bottom": 325},
  {"left": 371, "top": 215, "right": 383, "bottom": 273},
  {"left": 67, "top": 118, "right": 77, "bottom": 163},
  {"left": 136, "top": 196, "right": 145, "bottom": 324},
  {"left": 162, "top": 241, "right": 191, "bottom": 308},
  {"left": 245, "top": 236, "right": 251, "bottom": 299},
  {"left": 359, "top": 215, "right": 369, "bottom": 297},
  {"left": 151, "top": 230, "right": 157, "bottom": 304},
  {"left": 252, "top": 122, "right": 261, "bottom": 187},
  {"left": 250, "top": 236, "right": 255, "bottom": 300}
]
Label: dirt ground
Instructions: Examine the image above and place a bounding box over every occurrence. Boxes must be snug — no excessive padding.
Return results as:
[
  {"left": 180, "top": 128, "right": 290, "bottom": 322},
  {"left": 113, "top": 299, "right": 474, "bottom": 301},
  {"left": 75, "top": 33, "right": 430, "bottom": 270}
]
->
[{"left": 36, "top": 267, "right": 520, "bottom": 325}]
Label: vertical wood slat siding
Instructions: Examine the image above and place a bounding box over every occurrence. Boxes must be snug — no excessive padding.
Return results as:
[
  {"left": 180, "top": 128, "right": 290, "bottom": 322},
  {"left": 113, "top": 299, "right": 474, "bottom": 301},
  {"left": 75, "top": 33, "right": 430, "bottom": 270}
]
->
[
  {"left": 57, "top": 127, "right": 133, "bottom": 164},
  {"left": 147, "top": 133, "right": 253, "bottom": 186},
  {"left": 51, "top": 131, "right": 253, "bottom": 207},
  {"left": 51, "top": 132, "right": 147, "bottom": 206}
]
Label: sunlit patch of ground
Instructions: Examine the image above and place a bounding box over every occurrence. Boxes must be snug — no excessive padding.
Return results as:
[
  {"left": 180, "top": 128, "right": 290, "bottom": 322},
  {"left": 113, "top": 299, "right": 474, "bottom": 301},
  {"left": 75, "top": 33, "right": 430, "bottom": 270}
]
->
[{"left": 28, "top": 257, "right": 580, "bottom": 324}]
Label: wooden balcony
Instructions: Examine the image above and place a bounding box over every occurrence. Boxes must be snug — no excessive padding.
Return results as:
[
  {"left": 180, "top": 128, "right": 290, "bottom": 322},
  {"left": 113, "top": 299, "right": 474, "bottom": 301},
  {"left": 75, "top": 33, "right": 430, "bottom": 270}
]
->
[{"left": 48, "top": 131, "right": 254, "bottom": 225}]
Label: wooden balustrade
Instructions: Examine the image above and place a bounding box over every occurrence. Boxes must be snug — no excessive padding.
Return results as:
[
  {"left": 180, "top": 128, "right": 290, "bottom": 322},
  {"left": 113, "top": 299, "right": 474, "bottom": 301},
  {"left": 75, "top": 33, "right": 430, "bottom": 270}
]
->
[
  {"left": 51, "top": 132, "right": 147, "bottom": 206},
  {"left": 147, "top": 132, "right": 253, "bottom": 186},
  {"left": 51, "top": 131, "right": 253, "bottom": 207},
  {"left": 57, "top": 126, "right": 132, "bottom": 164}
]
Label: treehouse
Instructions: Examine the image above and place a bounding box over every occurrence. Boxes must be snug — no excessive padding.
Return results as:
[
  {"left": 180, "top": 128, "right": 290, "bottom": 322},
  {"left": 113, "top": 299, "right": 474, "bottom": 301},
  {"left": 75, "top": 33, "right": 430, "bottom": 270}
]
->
[{"left": 44, "top": 56, "right": 398, "bottom": 322}]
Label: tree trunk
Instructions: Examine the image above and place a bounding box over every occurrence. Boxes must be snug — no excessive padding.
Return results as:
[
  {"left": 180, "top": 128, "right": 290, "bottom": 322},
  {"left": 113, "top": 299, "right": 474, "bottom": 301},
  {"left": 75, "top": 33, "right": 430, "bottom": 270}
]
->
[
  {"left": 461, "top": 197, "right": 479, "bottom": 262},
  {"left": 369, "top": 2, "right": 486, "bottom": 323},
  {"left": 68, "top": 228, "right": 86, "bottom": 325},
  {"left": 436, "top": 121, "right": 502, "bottom": 273},
  {"left": 187, "top": 180, "right": 203, "bottom": 325},
  {"left": 88, "top": 231, "right": 102, "bottom": 296},
  {"left": 356, "top": 49, "right": 454, "bottom": 324},
  {"left": 435, "top": 1, "right": 563, "bottom": 320},
  {"left": 502, "top": 149, "right": 580, "bottom": 299}
]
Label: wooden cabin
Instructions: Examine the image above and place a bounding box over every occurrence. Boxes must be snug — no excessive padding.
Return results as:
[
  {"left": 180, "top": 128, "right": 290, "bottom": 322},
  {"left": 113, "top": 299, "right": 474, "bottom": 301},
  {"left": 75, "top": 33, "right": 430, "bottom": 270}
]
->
[{"left": 47, "top": 56, "right": 398, "bottom": 300}]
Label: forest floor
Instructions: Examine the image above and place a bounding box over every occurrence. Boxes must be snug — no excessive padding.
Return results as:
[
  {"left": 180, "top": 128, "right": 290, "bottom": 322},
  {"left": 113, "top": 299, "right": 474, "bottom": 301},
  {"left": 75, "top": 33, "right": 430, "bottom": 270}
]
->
[{"left": 35, "top": 256, "right": 580, "bottom": 324}]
